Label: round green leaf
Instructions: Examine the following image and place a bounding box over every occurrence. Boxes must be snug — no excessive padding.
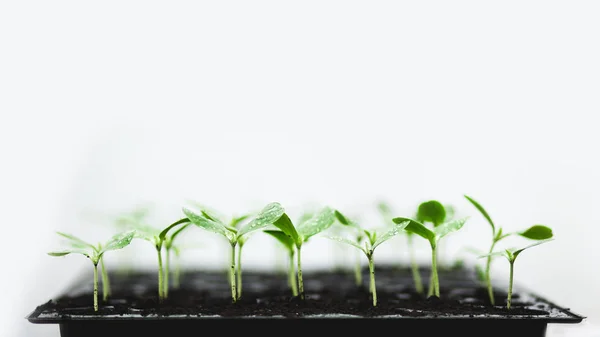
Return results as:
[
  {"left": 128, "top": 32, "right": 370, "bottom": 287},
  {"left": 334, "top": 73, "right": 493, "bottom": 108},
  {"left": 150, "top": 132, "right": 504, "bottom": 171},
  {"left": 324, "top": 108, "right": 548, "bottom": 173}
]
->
[{"left": 417, "top": 200, "right": 446, "bottom": 227}]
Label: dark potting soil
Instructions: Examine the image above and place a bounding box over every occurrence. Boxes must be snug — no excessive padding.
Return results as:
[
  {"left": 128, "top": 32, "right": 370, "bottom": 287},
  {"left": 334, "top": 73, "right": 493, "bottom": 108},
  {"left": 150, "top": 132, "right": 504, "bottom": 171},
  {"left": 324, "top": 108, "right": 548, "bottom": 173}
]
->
[{"left": 28, "top": 265, "right": 582, "bottom": 321}]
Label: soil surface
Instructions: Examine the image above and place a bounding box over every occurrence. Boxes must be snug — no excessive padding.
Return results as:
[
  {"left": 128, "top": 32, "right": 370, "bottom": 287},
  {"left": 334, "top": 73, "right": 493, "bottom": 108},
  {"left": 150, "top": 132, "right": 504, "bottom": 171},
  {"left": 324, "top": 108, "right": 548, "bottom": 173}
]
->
[{"left": 30, "top": 265, "right": 573, "bottom": 319}]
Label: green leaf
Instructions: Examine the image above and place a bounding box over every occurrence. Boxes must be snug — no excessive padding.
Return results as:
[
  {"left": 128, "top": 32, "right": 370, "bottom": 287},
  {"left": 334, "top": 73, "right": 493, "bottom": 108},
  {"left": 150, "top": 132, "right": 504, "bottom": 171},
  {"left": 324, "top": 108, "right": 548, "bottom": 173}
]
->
[
  {"left": 518, "top": 225, "right": 553, "bottom": 240},
  {"left": 513, "top": 239, "right": 554, "bottom": 259},
  {"left": 477, "top": 251, "right": 508, "bottom": 260},
  {"left": 55, "top": 232, "right": 95, "bottom": 250},
  {"left": 170, "top": 223, "right": 191, "bottom": 242},
  {"left": 433, "top": 217, "right": 468, "bottom": 241},
  {"left": 238, "top": 202, "right": 286, "bottom": 237},
  {"left": 263, "top": 230, "right": 295, "bottom": 252},
  {"left": 392, "top": 217, "right": 435, "bottom": 243},
  {"left": 324, "top": 235, "right": 366, "bottom": 255},
  {"left": 230, "top": 214, "right": 251, "bottom": 228},
  {"left": 272, "top": 213, "right": 301, "bottom": 246},
  {"left": 417, "top": 200, "right": 446, "bottom": 227},
  {"left": 48, "top": 249, "right": 91, "bottom": 258},
  {"left": 297, "top": 206, "right": 336, "bottom": 240},
  {"left": 464, "top": 195, "right": 495, "bottom": 233},
  {"left": 100, "top": 230, "right": 136, "bottom": 254},
  {"left": 334, "top": 209, "right": 362, "bottom": 230},
  {"left": 159, "top": 218, "right": 191, "bottom": 241},
  {"left": 372, "top": 220, "right": 409, "bottom": 250},
  {"left": 182, "top": 207, "right": 234, "bottom": 241}
]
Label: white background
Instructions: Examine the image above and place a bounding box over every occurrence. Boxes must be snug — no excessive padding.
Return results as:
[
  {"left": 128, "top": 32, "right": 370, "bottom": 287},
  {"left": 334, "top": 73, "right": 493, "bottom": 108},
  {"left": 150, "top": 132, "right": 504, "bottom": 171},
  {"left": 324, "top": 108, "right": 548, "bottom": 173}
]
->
[{"left": 1, "top": 1, "right": 599, "bottom": 336}]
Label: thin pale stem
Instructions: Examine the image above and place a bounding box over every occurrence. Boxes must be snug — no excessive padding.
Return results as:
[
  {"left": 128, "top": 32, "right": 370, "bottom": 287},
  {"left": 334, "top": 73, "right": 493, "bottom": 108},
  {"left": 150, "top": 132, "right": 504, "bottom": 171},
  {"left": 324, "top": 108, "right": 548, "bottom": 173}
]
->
[
  {"left": 297, "top": 245, "right": 304, "bottom": 300},
  {"left": 174, "top": 256, "right": 181, "bottom": 289},
  {"left": 408, "top": 235, "right": 423, "bottom": 294},
  {"left": 164, "top": 248, "right": 171, "bottom": 298},
  {"left": 230, "top": 243, "right": 237, "bottom": 303},
  {"left": 236, "top": 244, "right": 243, "bottom": 299},
  {"left": 354, "top": 249, "right": 362, "bottom": 286},
  {"left": 507, "top": 261, "right": 514, "bottom": 309},
  {"left": 289, "top": 250, "right": 298, "bottom": 296},
  {"left": 485, "top": 240, "right": 497, "bottom": 305},
  {"left": 100, "top": 257, "right": 110, "bottom": 301},
  {"left": 368, "top": 253, "right": 377, "bottom": 307},
  {"left": 429, "top": 245, "right": 440, "bottom": 298},
  {"left": 157, "top": 247, "right": 164, "bottom": 302},
  {"left": 93, "top": 263, "right": 99, "bottom": 312}
]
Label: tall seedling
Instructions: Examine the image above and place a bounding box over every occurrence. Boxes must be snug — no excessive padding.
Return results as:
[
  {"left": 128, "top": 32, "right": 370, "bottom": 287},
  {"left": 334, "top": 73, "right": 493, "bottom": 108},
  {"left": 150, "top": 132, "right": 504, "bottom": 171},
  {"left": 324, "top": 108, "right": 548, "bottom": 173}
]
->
[
  {"left": 48, "top": 230, "right": 136, "bottom": 311},
  {"left": 392, "top": 216, "right": 468, "bottom": 297},
  {"left": 182, "top": 202, "right": 285, "bottom": 302},
  {"left": 479, "top": 239, "right": 554, "bottom": 309},
  {"left": 263, "top": 229, "right": 299, "bottom": 296},
  {"left": 130, "top": 217, "right": 191, "bottom": 302},
  {"left": 270, "top": 206, "right": 336, "bottom": 299},
  {"left": 326, "top": 210, "right": 409, "bottom": 306},
  {"left": 464, "top": 195, "right": 554, "bottom": 305}
]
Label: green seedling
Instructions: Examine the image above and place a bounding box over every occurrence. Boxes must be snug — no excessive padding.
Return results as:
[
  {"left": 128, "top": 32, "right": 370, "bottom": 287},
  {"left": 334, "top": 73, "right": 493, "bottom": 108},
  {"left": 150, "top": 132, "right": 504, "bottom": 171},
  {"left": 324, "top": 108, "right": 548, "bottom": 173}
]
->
[
  {"left": 464, "top": 195, "right": 554, "bottom": 305},
  {"left": 392, "top": 216, "right": 468, "bottom": 298},
  {"left": 271, "top": 206, "right": 336, "bottom": 300},
  {"left": 479, "top": 239, "right": 554, "bottom": 309},
  {"left": 378, "top": 201, "right": 423, "bottom": 294},
  {"left": 326, "top": 210, "right": 409, "bottom": 306},
  {"left": 48, "top": 230, "right": 136, "bottom": 311},
  {"left": 263, "top": 229, "right": 299, "bottom": 296},
  {"left": 162, "top": 223, "right": 191, "bottom": 297},
  {"left": 131, "top": 217, "right": 191, "bottom": 302},
  {"left": 182, "top": 202, "right": 285, "bottom": 303}
]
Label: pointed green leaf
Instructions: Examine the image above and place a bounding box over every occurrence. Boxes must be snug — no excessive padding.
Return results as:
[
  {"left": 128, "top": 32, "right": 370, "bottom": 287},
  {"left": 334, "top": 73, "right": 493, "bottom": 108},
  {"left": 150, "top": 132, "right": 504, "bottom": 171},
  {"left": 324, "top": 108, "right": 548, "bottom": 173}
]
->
[
  {"left": 464, "top": 195, "right": 495, "bottom": 233},
  {"left": 182, "top": 207, "right": 234, "bottom": 241},
  {"left": 297, "top": 206, "right": 336, "bottom": 240},
  {"left": 417, "top": 200, "right": 446, "bottom": 227},
  {"left": 272, "top": 213, "right": 300, "bottom": 246},
  {"left": 159, "top": 218, "right": 191, "bottom": 241},
  {"left": 434, "top": 217, "right": 468, "bottom": 241},
  {"left": 324, "top": 235, "right": 366, "bottom": 255},
  {"left": 373, "top": 220, "right": 409, "bottom": 250},
  {"left": 263, "top": 230, "right": 295, "bottom": 252},
  {"left": 55, "top": 232, "right": 95, "bottom": 250},
  {"left": 48, "top": 249, "right": 91, "bottom": 258},
  {"left": 100, "top": 230, "right": 136, "bottom": 254},
  {"left": 477, "top": 251, "right": 508, "bottom": 260},
  {"left": 238, "top": 202, "right": 286, "bottom": 237},
  {"left": 334, "top": 209, "right": 362, "bottom": 229},
  {"left": 230, "top": 214, "right": 251, "bottom": 228},
  {"left": 170, "top": 223, "right": 191, "bottom": 242},
  {"left": 518, "top": 225, "right": 553, "bottom": 240},
  {"left": 392, "top": 217, "right": 435, "bottom": 243},
  {"left": 513, "top": 239, "right": 554, "bottom": 259}
]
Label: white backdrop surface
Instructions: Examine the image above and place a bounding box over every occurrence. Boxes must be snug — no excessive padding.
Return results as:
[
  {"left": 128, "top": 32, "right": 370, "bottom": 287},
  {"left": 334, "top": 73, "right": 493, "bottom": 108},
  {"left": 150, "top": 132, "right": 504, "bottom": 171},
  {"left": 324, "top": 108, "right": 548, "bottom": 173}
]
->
[{"left": 1, "top": 1, "right": 599, "bottom": 336}]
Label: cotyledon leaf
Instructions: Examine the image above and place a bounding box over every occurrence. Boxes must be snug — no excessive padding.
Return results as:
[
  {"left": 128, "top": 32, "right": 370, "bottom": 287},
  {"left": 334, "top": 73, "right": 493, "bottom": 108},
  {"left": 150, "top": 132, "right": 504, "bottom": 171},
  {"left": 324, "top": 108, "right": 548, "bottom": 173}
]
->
[
  {"left": 392, "top": 217, "right": 435, "bottom": 243},
  {"left": 373, "top": 220, "right": 409, "bottom": 250},
  {"left": 238, "top": 202, "right": 285, "bottom": 237},
  {"left": 264, "top": 229, "right": 296, "bottom": 252},
  {"left": 433, "top": 217, "right": 468, "bottom": 241},
  {"left": 324, "top": 235, "right": 367, "bottom": 255},
  {"left": 272, "top": 213, "right": 300, "bottom": 246},
  {"left": 417, "top": 200, "right": 447, "bottom": 227},
  {"left": 518, "top": 225, "right": 553, "bottom": 240},
  {"left": 183, "top": 207, "right": 235, "bottom": 241},
  {"left": 100, "top": 230, "right": 136, "bottom": 254},
  {"left": 55, "top": 232, "right": 95, "bottom": 250},
  {"left": 464, "top": 195, "right": 495, "bottom": 233},
  {"left": 297, "top": 206, "right": 336, "bottom": 240}
]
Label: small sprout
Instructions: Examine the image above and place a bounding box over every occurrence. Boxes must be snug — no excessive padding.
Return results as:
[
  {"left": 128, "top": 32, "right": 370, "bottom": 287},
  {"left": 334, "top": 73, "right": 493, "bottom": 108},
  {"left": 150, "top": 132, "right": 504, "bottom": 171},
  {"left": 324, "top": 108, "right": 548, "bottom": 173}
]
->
[
  {"left": 333, "top": 210, "right": 365, "bottom": 286},
  {"left": 48, "top": 230, "right": 135, "bottom": 311},
  {"left": 272, "top": 206, "right": 336, "bottom": 300},
  {"left": 377, "top": 201, "right": 423, "bottom": 294},
  {"left": 392, "top": 216, "right": 468, "bottom": 298},
  {"left": 183, "top": 202, "right": 285, "bottom": 302},
  {"left": 479, "top": 239, "right": 554, "bottom": 309},
  {"left": 128, "top": 217, "right": 191, "bottom": 302},
  {"left": 464, "top": 195, "right": 554, "bottom": 305},
  {"left": 326, "top": 210, "right": 409, "bottom": 306},
  {"left": 263, "top": 229, "right": 298, "bottom": 296}
]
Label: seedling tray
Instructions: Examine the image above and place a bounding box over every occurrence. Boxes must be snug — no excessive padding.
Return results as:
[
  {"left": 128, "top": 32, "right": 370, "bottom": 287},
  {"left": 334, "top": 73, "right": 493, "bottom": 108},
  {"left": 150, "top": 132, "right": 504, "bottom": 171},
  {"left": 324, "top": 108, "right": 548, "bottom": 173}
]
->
[{"left": 27, "top": 265, "right": 584, "bottom": 337}]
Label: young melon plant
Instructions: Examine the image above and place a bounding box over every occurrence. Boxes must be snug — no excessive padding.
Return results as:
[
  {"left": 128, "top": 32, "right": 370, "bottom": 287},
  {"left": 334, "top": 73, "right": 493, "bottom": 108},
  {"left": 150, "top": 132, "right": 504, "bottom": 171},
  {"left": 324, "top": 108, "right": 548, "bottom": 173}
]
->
[
  {"left": 325, "top": 210, "right": 409, "bottom": 306},
  {"left": 48, "top": 230, "right": 136, "bottom": 311},
  {"left": 182, "top": 202, "right": 285, "bottom": 303},
  {"left": 392, "top": 215, "right": 468, "bottom": 298},
  {"left": 464, "top": 195, "right": 554, "bottom": 305},
  {"left": 129, "top": 217, "right": 191, "bottom": 302},
  {"left": 270, "top": 206, "right": 336, "bottom": 299},
  {"left": 263, "top": 229, "right": 299, "bottom": 296},
  {"left": 378, "top": 201, "right": 424, "bottom": 294},
  {"left": 479, "top": 239, "right": 554, "bottom": 309}
]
